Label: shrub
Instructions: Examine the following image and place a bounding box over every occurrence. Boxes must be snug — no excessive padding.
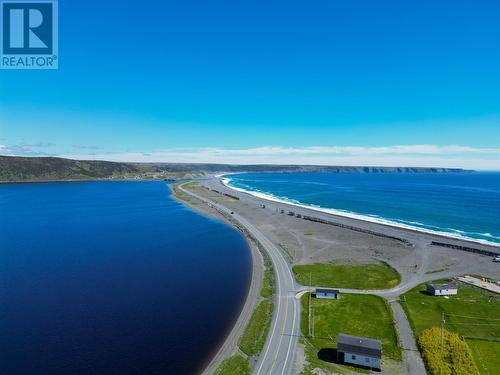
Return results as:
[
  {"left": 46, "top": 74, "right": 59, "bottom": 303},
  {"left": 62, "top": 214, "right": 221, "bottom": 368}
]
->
[{"left": 418, "top": 327, "right": 479, "bottom": 375}]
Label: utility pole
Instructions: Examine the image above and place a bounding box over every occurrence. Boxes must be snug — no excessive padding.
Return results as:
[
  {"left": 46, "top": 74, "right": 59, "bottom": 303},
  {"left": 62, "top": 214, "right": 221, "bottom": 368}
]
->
[
  {"left": 308, "top": 272, "right": 312, "bottom": 337},
  {"left": 441, "top": 312, "right": 445, "bottom": 352},
  {"left": 312, "top": 302, "right": 315, "bottom": 338}
]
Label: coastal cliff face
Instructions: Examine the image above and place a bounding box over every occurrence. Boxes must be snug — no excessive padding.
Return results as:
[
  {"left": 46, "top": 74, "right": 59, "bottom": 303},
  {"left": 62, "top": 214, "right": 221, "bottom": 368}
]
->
[{"left": 0, "top": 155, "right": 472, "bottom": 182}]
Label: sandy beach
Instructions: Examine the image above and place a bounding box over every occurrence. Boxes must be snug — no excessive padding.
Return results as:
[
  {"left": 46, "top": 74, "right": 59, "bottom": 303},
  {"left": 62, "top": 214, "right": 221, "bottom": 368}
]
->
[{"left": 204, "top": 176, "right": 499, "bottom": 282}]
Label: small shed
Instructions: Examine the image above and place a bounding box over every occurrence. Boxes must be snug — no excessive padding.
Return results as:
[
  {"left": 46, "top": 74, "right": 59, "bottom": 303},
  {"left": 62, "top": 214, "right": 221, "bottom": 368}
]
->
[
  {"left": 427, "top": 284, "right": 458, "bottom": 296},
  {"left": 337, "top": 333, "right": 382, "bottom": 370},
  {"left": 315, "top": 288, "right": 340, "bottom": 299}
]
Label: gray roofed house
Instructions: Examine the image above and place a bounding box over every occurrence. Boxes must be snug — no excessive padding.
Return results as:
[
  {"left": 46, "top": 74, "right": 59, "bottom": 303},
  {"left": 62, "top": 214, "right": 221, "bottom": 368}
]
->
[
  {"left": 337, "top": 334, "right": 382, "bottom": 370},
  {"left": 427, "top": 283, "right": 458, "bottom": 296},
  {"left": 316, "top": 288, "right": 340, "bottom": 294}
]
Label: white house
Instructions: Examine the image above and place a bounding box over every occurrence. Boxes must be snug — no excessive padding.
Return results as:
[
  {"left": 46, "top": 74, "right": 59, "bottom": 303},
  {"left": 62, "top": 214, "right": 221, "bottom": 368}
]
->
[
  {"left": 315, "top": 288, "right": 340, "bottom": 299},
  {"left": 427, "top": 284, "right": 458, "bottom": 296},
  {"left": 337, "top": 333, "right": 381, "bottom": 370}
]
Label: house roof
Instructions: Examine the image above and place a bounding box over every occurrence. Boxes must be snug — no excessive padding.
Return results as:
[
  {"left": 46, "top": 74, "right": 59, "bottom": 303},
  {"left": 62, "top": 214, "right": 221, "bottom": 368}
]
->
[
  {"left": 337, "top": 334, "right": 382, "bottom": 358},
  {"left": 428, "top": 284, "right": 456, "bottom": 291},
  {"left": 316, "top": 288, "right": 340, "bottom": 294}
]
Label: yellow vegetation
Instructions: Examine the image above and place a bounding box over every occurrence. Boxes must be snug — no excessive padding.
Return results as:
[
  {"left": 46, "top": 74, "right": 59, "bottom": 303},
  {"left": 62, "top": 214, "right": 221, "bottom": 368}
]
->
[{"left": 418, "top": 327, "right": 479, "bottom": 375}]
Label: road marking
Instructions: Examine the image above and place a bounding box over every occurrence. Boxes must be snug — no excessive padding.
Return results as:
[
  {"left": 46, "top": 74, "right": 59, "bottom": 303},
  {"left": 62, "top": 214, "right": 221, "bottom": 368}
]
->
[
  {"left": 255, "top": 241, "right": 283, "bottom": 375},
  {"left": 268, "top": 255, "right": 289, "bottom": 374},
  {"left": 281, "top": 261, "right": 298, "bottom": 375},
  {"left": 259, "top": 231, "right": 299, "bottom": 375},
  {"left": 280, "top": 294, "right": 297, "bottom": 375},
  {"left": 179, "top": 184, "right": 298, "bottom": 375}
]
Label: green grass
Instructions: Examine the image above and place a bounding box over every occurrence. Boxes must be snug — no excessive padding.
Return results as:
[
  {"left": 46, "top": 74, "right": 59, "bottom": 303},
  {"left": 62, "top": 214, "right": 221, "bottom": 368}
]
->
[
  {"left": 401, "top": 280, "right": 500, "bottom": 375},
  {"left": 467, "top": 339, "right": 500, "bottom": 375},
  {"left": 238, "top": 299, "right": 274, "bottom": 356},
  {"left": 299, "top": 337, "right": 355, "bottom": 375},
  {"left": 171, "top": 183, "right": 200, "bottom": 205},
  {"left": 214, "top": 355, "right": 251, "bottom": 375},
  {"left": 300, "top": 293, "right": 401, "bottom": 374},
  {"left": 260, "top": 267, "right": 275, "bottom": 298},
  {"left": 293, "top": 262, "right": 401, "bottom": 289},
  {"left": 184, "top": 182, "right": 206, "bottom": 190}
]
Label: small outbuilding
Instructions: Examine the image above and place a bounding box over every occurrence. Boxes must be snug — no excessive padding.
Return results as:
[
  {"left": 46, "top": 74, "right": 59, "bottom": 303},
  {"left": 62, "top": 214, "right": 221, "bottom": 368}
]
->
[
  {"left": 315, "top": 288, "right": 340, "bottom": 299},
  {"left": 337, "top": 333, "right": 382, "bottom": 370},
  {"left": 426, "top": 284, "right": 458, "bottom": 296}
]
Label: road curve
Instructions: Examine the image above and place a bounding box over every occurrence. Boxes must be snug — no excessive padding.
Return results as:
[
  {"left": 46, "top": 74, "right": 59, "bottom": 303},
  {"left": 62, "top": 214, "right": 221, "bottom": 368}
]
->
[{"left": 178, "top": 183, "right": 300, "bottom": 375}]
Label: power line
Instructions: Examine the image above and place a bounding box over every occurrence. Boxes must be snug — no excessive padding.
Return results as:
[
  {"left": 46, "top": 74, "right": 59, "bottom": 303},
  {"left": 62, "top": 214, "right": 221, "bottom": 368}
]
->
[
  {"left": 445, "top": 322, "right": 500, "bottom": 326},
  {"left": 444, "top": 313, "right": 500, "bottom": 321}
]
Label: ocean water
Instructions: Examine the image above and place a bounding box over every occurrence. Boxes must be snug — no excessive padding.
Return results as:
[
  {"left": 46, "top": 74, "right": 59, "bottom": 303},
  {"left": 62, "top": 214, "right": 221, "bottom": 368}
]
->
[
  {"left": 225, "top": 172, "right": 500, "bottom": 246},
  {"left": 0, "top": 181, "right": 251, "bottom": 375}
]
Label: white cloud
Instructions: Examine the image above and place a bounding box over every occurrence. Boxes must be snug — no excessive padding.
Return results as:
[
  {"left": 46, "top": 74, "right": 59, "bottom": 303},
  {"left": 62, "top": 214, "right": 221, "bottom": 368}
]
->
[
  {"left": 2, "top": 143, "right": 499, "bottom": 170},
  {"left": 0, "top": 143, "right": 56, "bottom": 156},
  {"left": 58, "top": 144, "right": 500, "bottom": 170}
]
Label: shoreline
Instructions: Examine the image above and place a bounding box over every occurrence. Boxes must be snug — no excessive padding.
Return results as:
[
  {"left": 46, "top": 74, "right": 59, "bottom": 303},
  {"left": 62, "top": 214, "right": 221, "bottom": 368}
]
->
[
  {"left": 179, "top": 178, "right": 500, "bottom": 375},
  {"left": 221, "top": 175, "right": 500, "bottom": 248},
  {"left": 170, "top": 184, "right": 265, "bottom": 375}
]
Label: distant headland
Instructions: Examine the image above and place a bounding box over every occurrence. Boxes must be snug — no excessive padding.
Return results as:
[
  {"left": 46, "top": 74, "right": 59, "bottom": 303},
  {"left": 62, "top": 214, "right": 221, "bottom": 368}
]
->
[{"left": 0, "top": 155, "right": 474, "bottom": 183}]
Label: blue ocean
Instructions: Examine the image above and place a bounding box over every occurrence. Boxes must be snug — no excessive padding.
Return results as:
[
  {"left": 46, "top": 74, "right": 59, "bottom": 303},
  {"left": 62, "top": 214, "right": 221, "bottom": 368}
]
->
[
  {"left": 225, "top": 172, "right": 500, "bottom": 246},
  {"left": 0, "top": 181, "right": 251, "bottom": 375}
]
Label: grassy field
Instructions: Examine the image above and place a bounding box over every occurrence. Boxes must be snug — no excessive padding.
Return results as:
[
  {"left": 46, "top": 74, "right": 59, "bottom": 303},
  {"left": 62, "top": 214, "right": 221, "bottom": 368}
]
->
[
  {"left": 401, "top": 280, "right": 500, "bottom": 375},
  {"left": 238, "top": 299, "right": 274, "bottom": 356},
  {"left": 467, "top": 339, "right": 500, "bottom": 375},
  {"left": 214, "top": 355, "right": 250, "bottom": 375},
  {"left": 171, "top": 183, "right": 201, "bottom": 205},
  {"left": 293, "top": 262, "right": 401, "bottom": 289},
  {"left": 299, "top": 293, "right": 400, "bottom": 373},
  {"left": 260, "top": 266, "right": 276, "bottom": 298}
]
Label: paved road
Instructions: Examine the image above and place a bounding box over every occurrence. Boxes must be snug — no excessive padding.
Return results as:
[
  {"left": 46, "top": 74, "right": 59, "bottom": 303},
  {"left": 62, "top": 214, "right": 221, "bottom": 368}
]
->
[
  {"left": 179, "top": 184, "right": 300, "bottom": 375},
  {"left": 182, "top": 177, "right": 495, "bottom": 374},
  {"left": 193, "top": 177, "right": 500, "bottom": 375},
  {"left": 391, "top": 301, "right": 427, "bottom": 375}
]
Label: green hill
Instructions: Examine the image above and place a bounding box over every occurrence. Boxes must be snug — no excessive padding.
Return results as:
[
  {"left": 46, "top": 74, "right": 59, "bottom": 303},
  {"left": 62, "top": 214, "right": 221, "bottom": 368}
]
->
[{"left": 0, "top": 155, "right": 472, "bottom": 183}]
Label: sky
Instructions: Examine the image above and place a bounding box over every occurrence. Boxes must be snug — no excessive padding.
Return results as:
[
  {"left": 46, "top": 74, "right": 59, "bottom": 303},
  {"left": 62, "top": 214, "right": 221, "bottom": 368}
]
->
[{"left": 1, "top": 0, "right": 499, "bottom": 169}]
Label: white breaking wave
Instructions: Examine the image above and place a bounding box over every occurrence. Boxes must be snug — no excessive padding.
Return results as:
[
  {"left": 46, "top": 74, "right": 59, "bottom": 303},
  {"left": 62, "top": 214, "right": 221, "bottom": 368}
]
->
[{"left": 220, "top": 176, "right": 500, "bottom": 248}]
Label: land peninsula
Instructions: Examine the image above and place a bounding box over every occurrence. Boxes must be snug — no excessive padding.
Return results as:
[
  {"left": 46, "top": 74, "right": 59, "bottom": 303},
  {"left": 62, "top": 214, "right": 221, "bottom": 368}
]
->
[{"left": 175, "top": 176, "right": 500, "bottom": 375}]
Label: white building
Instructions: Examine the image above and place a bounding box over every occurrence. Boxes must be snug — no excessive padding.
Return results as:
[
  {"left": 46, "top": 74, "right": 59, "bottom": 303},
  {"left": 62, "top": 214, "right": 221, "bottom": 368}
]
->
[
  {"left": 315, "top": 288, "right": 340, "bottom": 299},
  {"left": 427, "top": 284, "right": 458, "bottom": 296},
  {"left": 337, "top": 333, "right": 381, "bottom": 370}
]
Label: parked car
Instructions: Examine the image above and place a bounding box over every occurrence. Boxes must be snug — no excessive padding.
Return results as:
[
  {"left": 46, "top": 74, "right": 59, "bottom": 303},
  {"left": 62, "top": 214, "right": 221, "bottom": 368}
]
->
[{"left": 493, "top": 256, "right": 500, "bottom": 263}]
